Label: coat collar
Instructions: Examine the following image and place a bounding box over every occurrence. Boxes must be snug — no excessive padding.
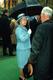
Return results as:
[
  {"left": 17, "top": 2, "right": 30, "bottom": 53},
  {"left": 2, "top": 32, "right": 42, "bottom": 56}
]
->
[
  {"left": 19, "top": 25, "right": 27, "bottom": 31},
  {"left": 43, "top": 19, "right": 53, "bottom": 23}
]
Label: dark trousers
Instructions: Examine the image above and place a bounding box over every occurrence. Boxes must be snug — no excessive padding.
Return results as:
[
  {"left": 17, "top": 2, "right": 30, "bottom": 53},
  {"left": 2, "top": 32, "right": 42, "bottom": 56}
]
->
[
  {"left": 2, "top": 36, "right": 13, "bottom": 55},
  {"left": 3, "top": 44, "right": 12, "bottom": 55}
]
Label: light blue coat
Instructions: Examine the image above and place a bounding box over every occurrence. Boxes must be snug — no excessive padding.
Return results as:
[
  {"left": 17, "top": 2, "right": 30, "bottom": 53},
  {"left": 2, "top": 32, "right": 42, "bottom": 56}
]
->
[
  {"left": 15, "top": 25, "right": 31, "bottom": 68},
  {"left": 15, "top": 25, "right": 31, "bottom": 50}
]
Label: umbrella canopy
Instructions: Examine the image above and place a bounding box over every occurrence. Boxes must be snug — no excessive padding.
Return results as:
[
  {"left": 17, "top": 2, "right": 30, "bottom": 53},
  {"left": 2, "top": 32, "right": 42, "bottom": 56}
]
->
[{"left": 10, "top": 0, "right": 42, "bottom": 19}]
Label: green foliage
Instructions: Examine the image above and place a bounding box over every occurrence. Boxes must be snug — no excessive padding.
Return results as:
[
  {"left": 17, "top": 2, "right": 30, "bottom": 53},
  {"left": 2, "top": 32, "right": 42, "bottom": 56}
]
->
[{"left": 38, "top": 0, "right": 53, "bottom": 8}]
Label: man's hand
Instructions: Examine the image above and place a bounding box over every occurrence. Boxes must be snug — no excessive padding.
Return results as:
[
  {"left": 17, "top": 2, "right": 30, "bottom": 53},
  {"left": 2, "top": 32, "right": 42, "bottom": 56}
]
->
[{"left": 28, "top": 64, "right": 33, "bottom": 76}]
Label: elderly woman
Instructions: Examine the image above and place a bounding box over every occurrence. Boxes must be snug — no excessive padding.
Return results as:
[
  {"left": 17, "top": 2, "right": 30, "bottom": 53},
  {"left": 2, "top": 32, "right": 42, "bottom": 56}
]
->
[{"left": 15, "top": 13, "right": 32, "bottom": 80}]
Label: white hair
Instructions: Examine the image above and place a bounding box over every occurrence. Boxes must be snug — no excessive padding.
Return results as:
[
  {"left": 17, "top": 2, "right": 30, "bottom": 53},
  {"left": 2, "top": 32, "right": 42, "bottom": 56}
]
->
[{"left": 41, "top": 7, "right": 53, "bottom": 18}]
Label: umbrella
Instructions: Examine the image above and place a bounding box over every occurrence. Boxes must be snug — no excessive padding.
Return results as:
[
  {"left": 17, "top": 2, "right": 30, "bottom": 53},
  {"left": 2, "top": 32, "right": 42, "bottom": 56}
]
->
[{"left": 10, "top": 0, "right": 42, "bottom": 19}]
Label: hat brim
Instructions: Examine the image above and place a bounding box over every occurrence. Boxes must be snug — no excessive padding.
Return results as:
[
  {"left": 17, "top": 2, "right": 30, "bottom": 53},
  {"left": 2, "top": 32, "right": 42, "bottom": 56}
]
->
[{"left": 17, "top": 16, "right": 28, "bottom": 22}]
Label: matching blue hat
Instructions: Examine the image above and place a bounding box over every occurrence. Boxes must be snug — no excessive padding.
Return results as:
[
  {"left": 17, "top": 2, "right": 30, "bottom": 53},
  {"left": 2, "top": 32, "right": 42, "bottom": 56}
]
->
[{"left": 17, "top": 13, "right": 25, "bottom": 21}]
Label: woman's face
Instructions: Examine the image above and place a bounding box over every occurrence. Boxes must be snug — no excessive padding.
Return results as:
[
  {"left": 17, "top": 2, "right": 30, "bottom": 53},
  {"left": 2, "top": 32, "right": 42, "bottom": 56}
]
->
[{"left": 20, "top": 17, "right": 27, "bottom": 26}]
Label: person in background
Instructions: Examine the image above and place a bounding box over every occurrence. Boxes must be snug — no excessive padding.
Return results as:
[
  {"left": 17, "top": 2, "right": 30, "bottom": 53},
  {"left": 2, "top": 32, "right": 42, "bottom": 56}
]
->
[
  {"left": 28, "top": 6, "right": 53, "bottom": 80},
  {"left": 30, "top": 14, "right": 41, "bottom": 43},
  {"left": 0, "top": 12, "right": 2, "bottom": 38},
  {"left": 15, "top": 13, "right": 32, "bottom": 80},
  {"left": 0, "top": 12, "right": 3, "bottom": 45},
  {"left": 1, "top": 9, "right": 13, "bottom": 56},
  {"left": 10, "top": 19, "right": 17, "bottom": 52}
]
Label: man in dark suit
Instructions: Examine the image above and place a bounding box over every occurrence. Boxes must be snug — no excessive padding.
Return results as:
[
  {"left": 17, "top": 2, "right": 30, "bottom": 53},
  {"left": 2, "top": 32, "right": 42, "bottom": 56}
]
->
[
  {"left": 0, "top": 13, "right": 3, "bottom": 45},
  {"left": 28, "top": 7, "right": 53, "bottom": 80},
  {"left": 0, "top": 13, "right": 2, "bottom": 38},
  {"left": 1, "top": 9, "right": 13, "bottom": 56},
  {"left": 30, "top": 15, "right": 41, "bottom": 43}
]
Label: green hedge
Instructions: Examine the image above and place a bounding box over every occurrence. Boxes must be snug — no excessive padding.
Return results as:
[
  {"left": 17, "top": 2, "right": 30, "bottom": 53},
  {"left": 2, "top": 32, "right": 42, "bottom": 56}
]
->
[{"left": 38, "top": 0, "right": 53, "bottom": 8}]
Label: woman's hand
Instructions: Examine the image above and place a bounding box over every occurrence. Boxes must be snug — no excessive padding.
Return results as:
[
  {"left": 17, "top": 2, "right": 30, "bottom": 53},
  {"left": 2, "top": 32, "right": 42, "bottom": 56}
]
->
[{"left": 28, "top": 29, "right": 32, "bottom": 35}]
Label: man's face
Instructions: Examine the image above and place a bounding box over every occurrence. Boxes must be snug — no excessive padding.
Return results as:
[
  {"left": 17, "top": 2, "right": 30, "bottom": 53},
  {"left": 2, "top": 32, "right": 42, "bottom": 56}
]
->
[
  {"left": 41, "top": 13, "right": 47, "bottom": 23},
  {"left": 41, "top": 13, "right": 50, "bottom": 23},
  {"left": 41, "top": 13, "right": 44, "bottom": 23}
]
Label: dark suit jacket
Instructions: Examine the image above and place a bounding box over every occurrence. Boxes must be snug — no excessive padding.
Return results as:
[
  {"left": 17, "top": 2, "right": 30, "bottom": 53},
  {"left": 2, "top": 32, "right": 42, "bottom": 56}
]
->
[
  {"left": 1, "top": 15, "right": 11, "bottom": 46},
  {"left": 30, "top": 20, "right": 53, "bottom": 79},
  {"left": 30, "top": 18, "right": 40, "bottom": 43}
]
